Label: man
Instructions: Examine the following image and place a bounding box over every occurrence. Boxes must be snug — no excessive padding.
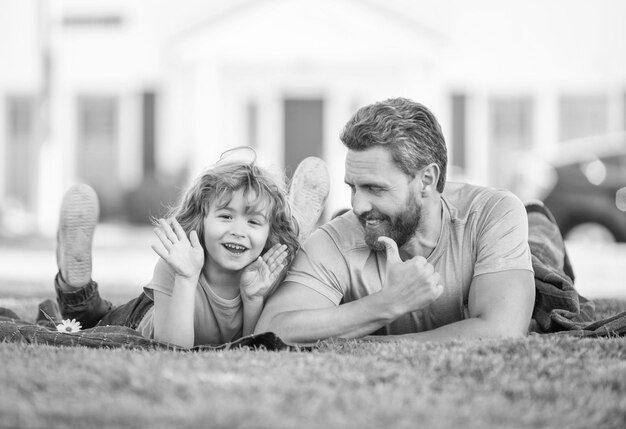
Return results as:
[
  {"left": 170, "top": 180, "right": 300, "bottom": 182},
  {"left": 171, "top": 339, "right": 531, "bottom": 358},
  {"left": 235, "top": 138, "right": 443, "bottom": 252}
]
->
[{"left": 255, "top": 97, "right": 536, "bottom": 343}]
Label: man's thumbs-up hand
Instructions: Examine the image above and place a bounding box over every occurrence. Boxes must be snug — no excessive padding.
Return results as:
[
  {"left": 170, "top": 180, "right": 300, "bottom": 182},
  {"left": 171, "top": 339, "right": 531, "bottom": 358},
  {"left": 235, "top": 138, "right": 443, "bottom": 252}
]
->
[{"left": 377, "top": 236, "right": 444, "bottom": 317}]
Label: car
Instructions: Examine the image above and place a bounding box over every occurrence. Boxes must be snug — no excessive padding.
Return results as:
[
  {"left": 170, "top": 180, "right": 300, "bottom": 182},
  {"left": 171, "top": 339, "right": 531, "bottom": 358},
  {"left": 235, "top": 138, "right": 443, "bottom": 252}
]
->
[{"left": 541, "top": 132, "right": 626, "bottom": 242}]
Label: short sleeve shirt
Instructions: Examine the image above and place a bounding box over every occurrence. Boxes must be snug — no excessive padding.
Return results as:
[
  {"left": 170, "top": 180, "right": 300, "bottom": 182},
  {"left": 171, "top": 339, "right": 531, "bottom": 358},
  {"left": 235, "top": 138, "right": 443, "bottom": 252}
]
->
[
  {"left": 137, "top": 259, "right": 243, "bottom": 345},
  {"left": 284, "top": 182, "right": 533, "bottom": 334}
]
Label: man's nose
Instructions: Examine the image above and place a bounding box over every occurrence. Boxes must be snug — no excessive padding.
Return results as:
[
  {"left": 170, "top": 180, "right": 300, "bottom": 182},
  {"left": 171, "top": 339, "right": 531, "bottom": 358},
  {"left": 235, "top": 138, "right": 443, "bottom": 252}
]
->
[{"left": 351, "top": 190, "right": 371, "bottom": 216}]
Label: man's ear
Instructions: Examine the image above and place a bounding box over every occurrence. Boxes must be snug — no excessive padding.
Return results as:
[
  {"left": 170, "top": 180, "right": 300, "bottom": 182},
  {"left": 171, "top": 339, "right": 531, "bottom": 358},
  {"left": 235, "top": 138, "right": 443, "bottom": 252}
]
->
[{"left": 419, "top": 163, "right": 440, "bottom": 196}]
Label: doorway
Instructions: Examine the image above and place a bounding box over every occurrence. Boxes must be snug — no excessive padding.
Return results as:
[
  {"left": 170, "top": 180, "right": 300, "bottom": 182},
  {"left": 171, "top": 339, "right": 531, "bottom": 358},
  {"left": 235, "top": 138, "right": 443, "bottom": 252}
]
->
[{"left": 283, "top": 98, "right": 324, "bottom": 178}]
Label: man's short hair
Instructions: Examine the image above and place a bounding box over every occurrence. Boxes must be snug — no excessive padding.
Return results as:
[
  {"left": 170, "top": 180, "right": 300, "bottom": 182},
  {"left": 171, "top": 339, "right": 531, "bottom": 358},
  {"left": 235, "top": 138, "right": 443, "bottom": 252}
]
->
[{"left": 340, "top": 97, "right": 448, "bottom": 193}]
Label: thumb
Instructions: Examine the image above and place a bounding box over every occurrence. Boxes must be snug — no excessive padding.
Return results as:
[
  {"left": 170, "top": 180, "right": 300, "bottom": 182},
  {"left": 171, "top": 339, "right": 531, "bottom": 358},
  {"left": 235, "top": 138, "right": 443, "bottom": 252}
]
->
[
  {"left": 378, "top": 236, "right": 401, "bottom": 264},
  {"left": 189, "top": 230, "right": 202, "bottom": 249}
]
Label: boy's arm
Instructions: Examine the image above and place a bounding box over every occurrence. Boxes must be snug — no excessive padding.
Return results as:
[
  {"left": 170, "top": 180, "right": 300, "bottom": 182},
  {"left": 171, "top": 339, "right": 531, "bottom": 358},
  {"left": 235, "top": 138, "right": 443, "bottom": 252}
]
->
[
  {"left": 239, "top": 243, "right": 289, "bottom": 336},
  {"left": 153, "top": 276, "right": 198, "bottom": 348},
  {"left": 241, "top": 296, "right": 264, "bottom": 337},
  {"left": 150, "top": 218, "right": 204, "bottom": 348}
]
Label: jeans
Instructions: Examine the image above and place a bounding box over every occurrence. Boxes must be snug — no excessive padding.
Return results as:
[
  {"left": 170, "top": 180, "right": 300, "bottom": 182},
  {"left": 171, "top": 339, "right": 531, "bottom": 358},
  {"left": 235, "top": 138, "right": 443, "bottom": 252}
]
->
[{"left": 54, "top": 273, "right": 153, "bottom": 330}]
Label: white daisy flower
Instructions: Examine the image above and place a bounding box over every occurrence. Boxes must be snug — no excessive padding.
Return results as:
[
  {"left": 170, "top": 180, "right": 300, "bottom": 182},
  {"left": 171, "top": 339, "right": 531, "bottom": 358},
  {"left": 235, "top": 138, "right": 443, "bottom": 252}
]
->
[{"left": 56, "top": 319, "right": 82, "bottom": 333}]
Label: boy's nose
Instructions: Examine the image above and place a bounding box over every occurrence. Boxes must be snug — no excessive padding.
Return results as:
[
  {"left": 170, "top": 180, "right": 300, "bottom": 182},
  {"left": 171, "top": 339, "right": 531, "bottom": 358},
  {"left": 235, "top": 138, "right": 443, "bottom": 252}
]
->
[
  {"left": 229, "top": 219, "right": 247, "bottom": 238},
  {"left": 229, "top": 230, "right": 245, "bottom": 238}
]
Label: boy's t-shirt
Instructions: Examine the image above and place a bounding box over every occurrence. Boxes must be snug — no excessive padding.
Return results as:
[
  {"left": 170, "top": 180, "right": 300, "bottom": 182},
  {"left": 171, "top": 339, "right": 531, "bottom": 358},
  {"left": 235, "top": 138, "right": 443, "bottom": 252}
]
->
[
  {"left": 137, "top": 258, "right": 243, "bottom": 345},
  {"left": 284, "top": 182, "right": 533, "bottom": 334}
]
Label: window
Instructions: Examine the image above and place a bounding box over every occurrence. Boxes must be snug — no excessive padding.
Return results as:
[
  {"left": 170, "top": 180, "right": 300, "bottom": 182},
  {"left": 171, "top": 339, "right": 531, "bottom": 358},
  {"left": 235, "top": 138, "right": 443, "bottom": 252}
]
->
[
  {"left": 559, "top": 95, "right": 608, "bottom": 141},
  {"left": 78, "top": 96, "right": 117, "bottom": 143},
  {"left": 450, "top": 94, "right": 467, "bottom": 170},
  {"left": 247, "top": 101, "right": 258, "bottom": 149},
  {"left": 489, "top": 97, "right": 534, "bottom": 151},
  {"left": 488, "top": 97, "right": 534, "bottom": 191},
  {"left": 62, "top": 15, "right": 123, "bottom": 28},
  {"left": 283, "top": 98, "right": 324, "bottom": 178},
  {"left": 75, "top": 96, "right": 120, "bottom": 217},
  {"left": 4, "top": 96, "right": 37, "bottom": 207},
  {"left": 142, "top": 91, "right": 157, "bottom": 177}
]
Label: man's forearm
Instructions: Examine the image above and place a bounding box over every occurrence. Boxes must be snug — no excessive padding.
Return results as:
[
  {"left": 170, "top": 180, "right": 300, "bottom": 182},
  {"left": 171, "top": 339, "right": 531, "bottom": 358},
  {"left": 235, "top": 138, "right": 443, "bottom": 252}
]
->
[
  {"left": 365, "top": 316, "right": 527, "bottom": 343},
  {"left": 260, "top": 292, "right": 400, "bottom": 344}
]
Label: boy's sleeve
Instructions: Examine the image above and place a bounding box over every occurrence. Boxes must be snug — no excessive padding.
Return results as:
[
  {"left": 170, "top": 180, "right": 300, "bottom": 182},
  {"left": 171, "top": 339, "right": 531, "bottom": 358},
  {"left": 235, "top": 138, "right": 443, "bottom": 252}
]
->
[
  {"left": 142, "top": 258, "right": 176, "bottom": 300},
  {"left": 473, "top": 191, "right": 533, "bottom": 276}
]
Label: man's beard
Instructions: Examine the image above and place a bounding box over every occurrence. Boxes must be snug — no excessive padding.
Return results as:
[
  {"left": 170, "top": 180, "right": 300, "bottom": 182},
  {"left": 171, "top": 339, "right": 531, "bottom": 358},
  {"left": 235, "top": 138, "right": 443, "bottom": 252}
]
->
[{"left": 358, "top": 190, "right": 422, "bottom": 251}]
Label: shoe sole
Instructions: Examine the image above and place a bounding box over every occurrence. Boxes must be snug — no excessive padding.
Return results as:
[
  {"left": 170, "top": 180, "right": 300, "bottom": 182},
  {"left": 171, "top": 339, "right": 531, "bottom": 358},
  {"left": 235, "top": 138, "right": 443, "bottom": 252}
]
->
[
  {"left": 289, "top": 157, "right": 330, "bottom": 241},
  {"left": 57, "top": 184, "right": 99, "bottom": 287}
]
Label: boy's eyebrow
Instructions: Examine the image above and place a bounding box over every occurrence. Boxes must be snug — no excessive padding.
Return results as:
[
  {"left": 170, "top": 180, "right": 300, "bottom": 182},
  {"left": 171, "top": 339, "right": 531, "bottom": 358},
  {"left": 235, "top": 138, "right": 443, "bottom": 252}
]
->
[
  {"left": 214, "top": 205, "right": 268, "bottom": 220},
  {"left": 245, "top": 206, "right": 269, "bottom": 219},
  {"left": 213, "top": 203, "right": 233, "bottom": 211}
]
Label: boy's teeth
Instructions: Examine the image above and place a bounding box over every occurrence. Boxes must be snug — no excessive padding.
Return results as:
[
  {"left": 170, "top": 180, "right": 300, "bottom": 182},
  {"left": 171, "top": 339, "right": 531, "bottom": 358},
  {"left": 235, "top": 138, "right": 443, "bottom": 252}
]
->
[{"left": 224, "top": 243, "right": 246, "bottom": 251}]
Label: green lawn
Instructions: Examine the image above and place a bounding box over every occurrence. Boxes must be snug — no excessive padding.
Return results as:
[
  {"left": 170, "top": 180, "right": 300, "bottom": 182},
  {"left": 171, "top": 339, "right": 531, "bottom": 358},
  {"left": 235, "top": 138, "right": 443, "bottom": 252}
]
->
[{"left": 1, "top": 299, "right": 625, "bottom": 429}]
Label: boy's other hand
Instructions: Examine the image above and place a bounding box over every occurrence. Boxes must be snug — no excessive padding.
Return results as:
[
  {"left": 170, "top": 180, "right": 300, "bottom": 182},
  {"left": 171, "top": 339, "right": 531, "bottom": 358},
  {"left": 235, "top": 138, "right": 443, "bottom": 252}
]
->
[{"left": 240, "top": 243, "right": 289, "bottom": 300}]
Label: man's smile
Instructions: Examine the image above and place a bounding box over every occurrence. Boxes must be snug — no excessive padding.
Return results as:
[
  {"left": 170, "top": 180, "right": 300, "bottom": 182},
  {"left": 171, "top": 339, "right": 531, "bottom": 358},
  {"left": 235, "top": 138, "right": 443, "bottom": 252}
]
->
[
  {"left": 359, "top": 212, "right": 390, "bottom": 229},
  {"left": 364, "top": 219, "right": 383, "bottom": 226}
]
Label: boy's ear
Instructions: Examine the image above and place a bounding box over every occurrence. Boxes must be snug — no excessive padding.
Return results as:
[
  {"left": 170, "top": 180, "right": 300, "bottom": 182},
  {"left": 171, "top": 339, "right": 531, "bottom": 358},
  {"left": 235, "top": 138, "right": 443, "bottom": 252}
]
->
[{"left": 419, "top": 163, "right": 440, "bottom": 195}]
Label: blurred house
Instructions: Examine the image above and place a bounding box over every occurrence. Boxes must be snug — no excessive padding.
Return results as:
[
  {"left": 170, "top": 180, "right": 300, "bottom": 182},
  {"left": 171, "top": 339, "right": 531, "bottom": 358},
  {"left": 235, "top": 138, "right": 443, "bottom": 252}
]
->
[{"left": 1, "top": 0, "right": 625, "bottom": 235}]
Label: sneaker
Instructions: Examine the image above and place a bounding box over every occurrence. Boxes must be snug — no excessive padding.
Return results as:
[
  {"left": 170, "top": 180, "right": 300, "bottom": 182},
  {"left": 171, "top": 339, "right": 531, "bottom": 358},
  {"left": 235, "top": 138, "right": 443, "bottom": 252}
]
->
[
  {"left": 56, "top": 184, "right": 99, "bottom": 288},
  {"left": 288, "top": 157, "right": 330, "bottom": 242}
]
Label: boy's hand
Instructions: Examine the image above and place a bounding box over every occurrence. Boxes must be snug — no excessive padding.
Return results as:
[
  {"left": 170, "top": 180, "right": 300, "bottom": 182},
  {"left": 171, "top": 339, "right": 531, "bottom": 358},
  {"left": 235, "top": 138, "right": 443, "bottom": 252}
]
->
[
  {"left": 151, "top": 218, "right": 204, "bottom": 279},
  {"left": 240, "top": 243, "right": 289, "bottom": 300}
]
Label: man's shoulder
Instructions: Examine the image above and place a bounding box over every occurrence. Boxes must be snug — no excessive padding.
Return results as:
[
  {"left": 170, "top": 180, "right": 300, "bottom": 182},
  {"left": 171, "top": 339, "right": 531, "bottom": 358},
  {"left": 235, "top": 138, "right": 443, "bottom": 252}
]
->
[
  {"left": 443, "top": 182, "right": 523, "bottom": 220},
  {"left": 310, "top": 210, "right": 369, "bottom": 253}
]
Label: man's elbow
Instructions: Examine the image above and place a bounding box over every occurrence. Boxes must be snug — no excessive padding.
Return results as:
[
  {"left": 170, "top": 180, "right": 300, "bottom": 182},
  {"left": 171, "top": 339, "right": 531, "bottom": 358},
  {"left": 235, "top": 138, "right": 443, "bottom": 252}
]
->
[
  {"left": 254, "top": 310, "right": 309, "bottom": 344},
  {"left": 498, "top": 327, "right": 527, "bottom": 339},
  {"left": 487, "top": 320, "right": 529, "bottom": 339},
  {"left": 254, "top": 310, "right": 286, "bottom": 336}
]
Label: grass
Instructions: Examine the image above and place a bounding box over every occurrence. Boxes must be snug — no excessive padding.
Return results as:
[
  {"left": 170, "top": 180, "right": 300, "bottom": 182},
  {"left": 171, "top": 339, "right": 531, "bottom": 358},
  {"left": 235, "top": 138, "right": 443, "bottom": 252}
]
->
[{"left": 1, "top": 299, "right": 625, "bottom": 429}]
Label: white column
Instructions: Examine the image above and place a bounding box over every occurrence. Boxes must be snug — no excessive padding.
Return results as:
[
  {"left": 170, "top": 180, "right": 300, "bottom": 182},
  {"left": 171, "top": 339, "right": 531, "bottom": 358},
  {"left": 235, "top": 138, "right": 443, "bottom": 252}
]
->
[
  {"left": 37, "top": 85, "right": 70, "bottom": 235},
  {"left": 323, "top": 87, "right": 351, "bottom": 217},
  {"left": 466, "top": 90, "right": 490, "bottom": 186},
  {"left": 607, "top": 87, "right": 625, "bottom": 132},
  {"left": 190, "top": 61, "right": 222, "bottom": 175},
  {"left": 256, "top": 86, "right": 283, "bottom": 172},
  {"left": 0, "top": 96, "right": 5, "bottom": 201},
  {"left": 535, "top": 87, "right": 559, "bottom": 157},
  {"left": 118, "top": 91, "right": 142, "bottom": 189}
]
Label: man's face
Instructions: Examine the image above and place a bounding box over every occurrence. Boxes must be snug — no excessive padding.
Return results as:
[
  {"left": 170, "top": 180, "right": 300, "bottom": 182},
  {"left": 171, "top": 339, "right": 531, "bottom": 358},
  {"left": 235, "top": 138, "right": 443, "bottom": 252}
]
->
[{"left": 344, "top": 146, "right": 422, "bottom": 250}]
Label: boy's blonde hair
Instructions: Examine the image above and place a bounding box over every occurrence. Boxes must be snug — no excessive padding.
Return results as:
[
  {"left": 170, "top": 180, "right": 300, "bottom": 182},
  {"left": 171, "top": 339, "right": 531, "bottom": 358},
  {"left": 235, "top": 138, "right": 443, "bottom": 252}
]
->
[{"left": 166, "top": 161, "right": 299, "bottom": 262}]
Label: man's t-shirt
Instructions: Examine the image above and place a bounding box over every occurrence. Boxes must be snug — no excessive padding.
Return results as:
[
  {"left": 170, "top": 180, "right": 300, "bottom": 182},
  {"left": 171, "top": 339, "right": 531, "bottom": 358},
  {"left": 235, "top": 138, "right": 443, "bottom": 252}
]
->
[
  {"left": 137, "top": 259, "right": 243, "bottom": 345},
  {"left": 284, "top": 182, "right": 533, "bottom": 334}
]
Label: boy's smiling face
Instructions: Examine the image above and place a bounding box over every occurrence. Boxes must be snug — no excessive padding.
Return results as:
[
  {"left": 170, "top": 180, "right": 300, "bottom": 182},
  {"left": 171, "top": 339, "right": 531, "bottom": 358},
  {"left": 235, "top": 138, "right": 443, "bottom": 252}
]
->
[{"left": 202, "top": 189, "right": 271, "bottom": 274}]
